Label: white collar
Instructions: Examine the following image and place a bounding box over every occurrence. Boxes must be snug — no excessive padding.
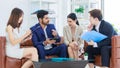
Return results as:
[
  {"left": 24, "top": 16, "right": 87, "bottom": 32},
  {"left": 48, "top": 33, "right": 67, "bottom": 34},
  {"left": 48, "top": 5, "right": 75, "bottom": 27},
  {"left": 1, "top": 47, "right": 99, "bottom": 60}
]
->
[{"left": 95, "top": 21, "right": 101, "bottom": 32}]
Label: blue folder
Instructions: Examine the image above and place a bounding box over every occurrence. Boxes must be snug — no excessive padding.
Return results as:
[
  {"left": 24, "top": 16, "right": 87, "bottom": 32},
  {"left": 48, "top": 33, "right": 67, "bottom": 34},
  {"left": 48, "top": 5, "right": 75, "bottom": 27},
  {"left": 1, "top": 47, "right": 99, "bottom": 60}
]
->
[
  {"left": 51, "top": 58, "right": 74, "bottom": 62},
  {"left": 80, "top": 30, "right": 107, "bottom": 42}
]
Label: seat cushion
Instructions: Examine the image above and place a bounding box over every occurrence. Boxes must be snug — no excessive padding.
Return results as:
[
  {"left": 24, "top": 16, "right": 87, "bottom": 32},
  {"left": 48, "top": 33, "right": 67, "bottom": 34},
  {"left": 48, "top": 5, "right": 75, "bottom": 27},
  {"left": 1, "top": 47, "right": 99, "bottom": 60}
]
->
[
  {"left": 6, "top": 56, "right": 22, "bottom": 68},
  {"left": 95, "top": 55, "right": 101, "bottom": 66}
]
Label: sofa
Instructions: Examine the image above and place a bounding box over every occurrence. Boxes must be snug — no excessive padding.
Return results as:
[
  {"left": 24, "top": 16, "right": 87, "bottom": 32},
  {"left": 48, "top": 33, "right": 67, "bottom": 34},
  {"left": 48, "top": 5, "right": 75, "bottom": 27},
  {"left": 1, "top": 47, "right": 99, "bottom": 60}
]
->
[
  {"left": 0, "top": 36, "right": 33, "bottom": 68},
  {"left": 0, "top": 35, "right": 120, "bottom": 68},
  {"left": 0, "top": 36, "right": 64, "bottom": 68}
]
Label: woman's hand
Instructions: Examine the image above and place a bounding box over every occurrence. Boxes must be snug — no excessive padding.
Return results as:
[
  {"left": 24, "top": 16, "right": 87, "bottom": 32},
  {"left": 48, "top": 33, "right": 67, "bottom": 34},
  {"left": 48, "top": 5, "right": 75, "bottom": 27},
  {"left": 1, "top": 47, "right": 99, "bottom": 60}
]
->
[
  {"left": 26, "top": 29, "right": 32, "bottom": 36},
  {"left": 69, "top": 41, "right": 79, "bottom": 51},
  {"left": 21, "top": 30, "right": 32, "bottom": 43},
  {"left": 74, "top": 42, "right": 79, "bottom": 50}
]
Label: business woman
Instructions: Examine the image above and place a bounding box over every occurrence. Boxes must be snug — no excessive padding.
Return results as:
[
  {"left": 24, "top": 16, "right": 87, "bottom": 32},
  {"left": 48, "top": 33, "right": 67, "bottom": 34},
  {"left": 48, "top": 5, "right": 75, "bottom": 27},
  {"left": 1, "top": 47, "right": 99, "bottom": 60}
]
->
[
  {"left": 6, "top": 8, "right": 38, "bottom": 68},
  {"left": 63, "top": 13, "right": 84, "bottom": 60}
]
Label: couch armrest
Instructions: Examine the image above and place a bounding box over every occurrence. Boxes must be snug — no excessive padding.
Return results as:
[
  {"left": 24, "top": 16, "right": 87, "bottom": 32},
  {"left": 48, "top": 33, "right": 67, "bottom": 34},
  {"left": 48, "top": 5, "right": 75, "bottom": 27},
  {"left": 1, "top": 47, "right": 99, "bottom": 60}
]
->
[
  {"left": 20, "top": 39, "right": 34, "bottom": 48},
  {"left": 111, "top": 35, "right": 120, "bottom": 68},
  {"left": 112, "top": 35, "right": 120, "bottom": 48},
  {"left": 0, "top": 36, "right": 6, "bottom": 68}
]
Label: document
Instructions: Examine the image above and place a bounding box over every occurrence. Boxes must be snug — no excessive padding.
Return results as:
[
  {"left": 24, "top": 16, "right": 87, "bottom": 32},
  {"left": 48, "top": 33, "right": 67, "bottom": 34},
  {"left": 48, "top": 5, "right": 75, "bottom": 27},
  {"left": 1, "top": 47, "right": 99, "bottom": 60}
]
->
[{"left": 80, "top": 30, "right": 107, "bottom": 42}]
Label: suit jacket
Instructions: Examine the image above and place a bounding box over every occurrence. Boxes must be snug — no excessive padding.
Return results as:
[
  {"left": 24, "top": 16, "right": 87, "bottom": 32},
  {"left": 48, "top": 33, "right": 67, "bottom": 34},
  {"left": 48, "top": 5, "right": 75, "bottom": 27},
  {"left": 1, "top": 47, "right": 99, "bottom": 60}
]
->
[
  {"left": 30, "top": 23, "right": 60, "bottom": 47},
  {"left": 92, "top": 20, "right": 117, "bottom": 47},
  {"left": 63, "top": 25, "right": 83, "bottom": 46}
]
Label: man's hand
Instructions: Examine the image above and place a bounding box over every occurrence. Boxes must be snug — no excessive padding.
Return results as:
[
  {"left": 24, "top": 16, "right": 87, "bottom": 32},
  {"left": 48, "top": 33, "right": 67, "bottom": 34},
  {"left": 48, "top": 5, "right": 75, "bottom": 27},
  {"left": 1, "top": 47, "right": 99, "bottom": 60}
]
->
[
  {"left": 49, "top": 39, "right": 56, "bottom": 44},
  {"left": 87, "top": 23, "right": 93, "bottom": 31},
  {"left": 52, "top": 29, "right": 57, "bottom": 37},
  {"left": 87, "top": 40, "right": 94, "bottom": 46},
  {"left": 44, "top": 38, "right": 56, "bottom": 45}
]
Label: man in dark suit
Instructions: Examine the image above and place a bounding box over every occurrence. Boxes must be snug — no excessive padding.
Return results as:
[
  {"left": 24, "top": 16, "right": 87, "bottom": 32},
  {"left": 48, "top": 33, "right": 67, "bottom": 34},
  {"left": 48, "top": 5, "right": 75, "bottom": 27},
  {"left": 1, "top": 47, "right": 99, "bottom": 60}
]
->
[
  {"left": 30, "top": 10, "right": 67, "bottom": 60},
  {"left": 86, "top": 9, "right": 117, "bottom": 68}
]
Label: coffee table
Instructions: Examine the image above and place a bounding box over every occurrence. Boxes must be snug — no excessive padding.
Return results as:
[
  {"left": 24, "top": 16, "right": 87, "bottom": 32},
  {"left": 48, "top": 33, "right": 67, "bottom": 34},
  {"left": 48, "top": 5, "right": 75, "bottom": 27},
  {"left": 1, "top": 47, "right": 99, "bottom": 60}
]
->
[{"left": 33, "top": 59, "right": 88, "bottom": 68}]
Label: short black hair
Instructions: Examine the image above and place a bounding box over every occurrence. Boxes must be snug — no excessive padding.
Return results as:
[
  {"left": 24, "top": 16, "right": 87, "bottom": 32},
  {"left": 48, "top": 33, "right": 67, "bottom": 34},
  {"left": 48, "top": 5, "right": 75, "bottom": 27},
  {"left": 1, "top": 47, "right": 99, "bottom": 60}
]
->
[
  {"left": 89, "top": 9, "right": 102, "bottom": 21},
  {"left": 36, "top": 10, "right": 48, "bottom": 19},
  {"left": 32, "top": 10, "right": 48, "bottom": 19}
]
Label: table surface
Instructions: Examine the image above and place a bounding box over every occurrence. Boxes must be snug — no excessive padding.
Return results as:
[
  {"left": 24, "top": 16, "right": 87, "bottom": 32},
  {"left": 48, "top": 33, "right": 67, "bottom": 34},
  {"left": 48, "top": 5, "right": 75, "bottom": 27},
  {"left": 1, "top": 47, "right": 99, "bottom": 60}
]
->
[{"left": 33, "top": 59, "right": 89, "bottom": 68}]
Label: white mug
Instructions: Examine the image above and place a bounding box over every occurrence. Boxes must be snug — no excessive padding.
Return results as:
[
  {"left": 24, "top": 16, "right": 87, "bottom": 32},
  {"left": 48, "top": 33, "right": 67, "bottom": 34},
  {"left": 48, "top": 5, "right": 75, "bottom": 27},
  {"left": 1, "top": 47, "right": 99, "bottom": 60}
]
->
[{"left": 84, "top": 56, "right": 88, "bottom": 60}]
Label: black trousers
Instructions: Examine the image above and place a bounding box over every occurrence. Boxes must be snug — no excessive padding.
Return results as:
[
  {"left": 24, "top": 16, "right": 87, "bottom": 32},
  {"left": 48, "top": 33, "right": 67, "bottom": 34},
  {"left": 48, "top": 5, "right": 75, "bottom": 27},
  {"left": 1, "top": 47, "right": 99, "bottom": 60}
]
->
[{"left": 85, "top": 46, "right": 111, "bottom": 67}]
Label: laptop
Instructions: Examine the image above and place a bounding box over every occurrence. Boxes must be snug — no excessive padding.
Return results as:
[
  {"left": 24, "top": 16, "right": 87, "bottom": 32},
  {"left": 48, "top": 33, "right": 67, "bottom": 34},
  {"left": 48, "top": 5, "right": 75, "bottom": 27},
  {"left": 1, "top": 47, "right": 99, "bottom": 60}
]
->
[{"left": 33, "top": 60, "right": 88, "bottom": 68}]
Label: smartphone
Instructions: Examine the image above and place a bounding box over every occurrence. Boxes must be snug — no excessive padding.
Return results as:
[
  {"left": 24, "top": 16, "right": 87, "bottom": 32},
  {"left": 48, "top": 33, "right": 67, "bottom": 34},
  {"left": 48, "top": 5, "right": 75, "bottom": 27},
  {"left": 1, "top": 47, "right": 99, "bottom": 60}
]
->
[{"left": 49, "top": 38, "right": 57, "bottom": 40}]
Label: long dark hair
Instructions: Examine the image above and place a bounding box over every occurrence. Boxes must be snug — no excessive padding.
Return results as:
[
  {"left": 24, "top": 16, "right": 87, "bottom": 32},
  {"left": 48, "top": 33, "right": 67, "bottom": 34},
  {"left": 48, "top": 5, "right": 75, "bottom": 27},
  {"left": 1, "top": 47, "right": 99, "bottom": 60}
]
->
[
  {"left": 7, "top": 8, "right": 24, "bottom": 29},
  {"left": 67, "top": 13, "right": 79, "bottom": 25}
]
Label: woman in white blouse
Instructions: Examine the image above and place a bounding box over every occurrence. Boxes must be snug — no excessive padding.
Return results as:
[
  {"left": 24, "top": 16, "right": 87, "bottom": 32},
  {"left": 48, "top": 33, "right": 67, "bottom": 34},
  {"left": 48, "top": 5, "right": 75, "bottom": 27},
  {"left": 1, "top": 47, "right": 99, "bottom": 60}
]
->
[{"left": 6, "top": 8, "right": 38, "bottom": 68}]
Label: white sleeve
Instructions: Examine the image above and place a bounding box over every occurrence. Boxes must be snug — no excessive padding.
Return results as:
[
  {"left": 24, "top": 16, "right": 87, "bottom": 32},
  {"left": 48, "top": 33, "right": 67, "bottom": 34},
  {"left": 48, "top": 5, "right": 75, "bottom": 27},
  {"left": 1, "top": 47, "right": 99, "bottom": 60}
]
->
[{"left": 93, "top": 42, "right": 98, "bottom": 47}]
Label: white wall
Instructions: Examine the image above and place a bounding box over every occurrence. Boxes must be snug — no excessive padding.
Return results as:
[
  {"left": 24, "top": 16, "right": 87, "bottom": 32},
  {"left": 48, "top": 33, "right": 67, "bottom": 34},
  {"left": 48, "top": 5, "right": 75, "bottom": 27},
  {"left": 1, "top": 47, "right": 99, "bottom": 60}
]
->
[
  {"left": 104, "top": 0, "right": 120, "bottom": 34},
  {"left": 0, "top": 0, "right": 30, "bottom": 36},
  {"left": 57, "top": 0, "right": 71, "bottom": 36},
  {"left": 0, "top": 0, "right": 71, "bottom": 36}
]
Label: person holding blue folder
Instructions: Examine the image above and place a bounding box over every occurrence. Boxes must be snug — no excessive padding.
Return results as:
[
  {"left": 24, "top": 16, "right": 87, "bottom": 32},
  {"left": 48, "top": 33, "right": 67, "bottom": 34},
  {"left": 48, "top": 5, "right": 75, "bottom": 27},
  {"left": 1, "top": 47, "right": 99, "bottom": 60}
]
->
[
  {"left": 81, "top": 30, "right": 107, "bottom": 43},
  {"left": 85, "top": 9, "right": 117, "bottom": 68}
]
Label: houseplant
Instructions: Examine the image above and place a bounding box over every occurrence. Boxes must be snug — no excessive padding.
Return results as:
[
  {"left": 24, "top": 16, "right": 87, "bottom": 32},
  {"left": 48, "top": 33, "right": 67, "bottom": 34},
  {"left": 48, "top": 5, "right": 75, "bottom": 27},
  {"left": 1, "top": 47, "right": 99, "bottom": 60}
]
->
[
  {"left": 75, "top": 6, "right": 84, "bottom": 13},
  {"left": 75, "top": 6, "right": 84, "bottom": 18}
]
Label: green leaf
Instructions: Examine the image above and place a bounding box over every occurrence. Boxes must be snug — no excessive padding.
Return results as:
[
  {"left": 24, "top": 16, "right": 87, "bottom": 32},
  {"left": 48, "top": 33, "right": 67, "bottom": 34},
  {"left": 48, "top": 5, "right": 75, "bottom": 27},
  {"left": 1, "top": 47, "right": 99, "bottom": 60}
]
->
[{"left": 75, "top": 6, "right": 84, "bottom": 13}]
